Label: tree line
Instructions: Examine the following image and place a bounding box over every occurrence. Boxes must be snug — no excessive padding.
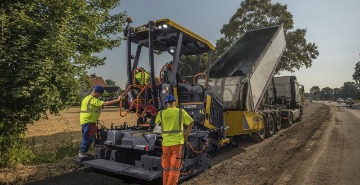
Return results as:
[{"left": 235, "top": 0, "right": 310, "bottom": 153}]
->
[
  {"left": 309, "top": 82, "right": 360, "bottom": 101},
  {"left": 309, "top": 55, "right": 360, "bottom": 101}
]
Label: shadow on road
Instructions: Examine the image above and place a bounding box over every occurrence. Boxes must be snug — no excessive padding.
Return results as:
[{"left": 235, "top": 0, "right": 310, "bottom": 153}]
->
[{"left": 25, "top": 168, "right": 162, "bottom": 185}]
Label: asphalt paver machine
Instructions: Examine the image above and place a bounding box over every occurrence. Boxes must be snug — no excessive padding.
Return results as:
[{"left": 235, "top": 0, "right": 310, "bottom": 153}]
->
[{"left": 81, "top": 18, "right": 229, "bottom": 181}]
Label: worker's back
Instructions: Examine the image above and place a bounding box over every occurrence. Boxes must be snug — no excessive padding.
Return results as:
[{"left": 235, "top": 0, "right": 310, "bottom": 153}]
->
[{"left": 156, "top": 107, "right": 193, "bottom": 146}]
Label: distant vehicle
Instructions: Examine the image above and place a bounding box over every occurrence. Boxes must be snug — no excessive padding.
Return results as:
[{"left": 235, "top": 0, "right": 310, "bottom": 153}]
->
[
  {"left": 345, "top": 98, "right": 355, "bottom": 104},
  {"left": 337, "top": 98, "right": 345, "bottom": 104}
]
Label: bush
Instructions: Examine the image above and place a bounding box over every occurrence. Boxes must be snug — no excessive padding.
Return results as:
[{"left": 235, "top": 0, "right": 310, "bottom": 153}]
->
[
  {"left": 0, "top": 138, "right": 36, "bottom": 167},
  {"left": 30, "top": 136, "right": 80, "bottom": 164},
  {"left": 0, "top": 136, "right": 81, "bottom": 167}
]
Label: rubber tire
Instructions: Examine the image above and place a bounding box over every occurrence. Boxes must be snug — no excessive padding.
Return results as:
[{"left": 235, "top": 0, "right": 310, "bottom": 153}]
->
[
  {"left": 230, "top": 136, "right": 239, "bottom": 147},
  {"left": 265, "top": 115, "right": 275, "bottom": 138},
  {"left": 296, "top": 107, "right": 303, "bottom": 121},
  {"left": 275, "top": 113, "right": 282, "bottom": 132},
  {"left": 250, "top": 128, "right": 266, "bottom": 142},
  {"left": 286, "top": 113, "right": 293, "bottom": 127}
]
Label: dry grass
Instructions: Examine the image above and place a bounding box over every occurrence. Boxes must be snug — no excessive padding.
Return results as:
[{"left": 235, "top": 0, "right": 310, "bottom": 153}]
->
[{"left": 26, "top": 106, "right": 138, "bottom": 151}]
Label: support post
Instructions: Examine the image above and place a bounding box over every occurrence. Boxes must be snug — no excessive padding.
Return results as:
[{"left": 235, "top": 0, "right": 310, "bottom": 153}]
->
[{"left": 148, "top": 21, "right": 158, "bottom": 108}]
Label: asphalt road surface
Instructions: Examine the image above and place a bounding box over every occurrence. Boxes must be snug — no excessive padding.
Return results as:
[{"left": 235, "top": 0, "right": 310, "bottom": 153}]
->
[{"left": 294, "top": 101, "right": 360, "bottom": 185}]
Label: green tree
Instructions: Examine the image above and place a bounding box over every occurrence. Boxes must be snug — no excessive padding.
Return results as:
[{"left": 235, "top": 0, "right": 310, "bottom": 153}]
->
[
  {"left": 179, "top": 55, "right": 209, "bottom": 77},
  {"left": 332, "top": 88, "right": 342, "bottom": 99},
  {"left": 216, "top": 0, "right": 319, "bottom": 73},
  {"left": 353, "top": 61, "right": 360, "bottom": 83},
  {"left": 304, "top": 92, "right": 311, "bottom": 98},
  {"left": 310, "top": 86, "right": 320, "bottom": 100},
  {"left": 105, "top": 79, "right": 117, "bottom": 87},
  {"left": 341, "top": 82, "right": 359, "bottom": 99},
  {"left": 0, "top": 0, "right": 126, "bottom": 166},
  {"left": 320, "top": 87, "right": 332, "bottom": 100}
]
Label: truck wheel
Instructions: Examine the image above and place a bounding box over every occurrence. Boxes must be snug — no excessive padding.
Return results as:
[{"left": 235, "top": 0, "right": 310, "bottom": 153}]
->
[
  {"left": 250, "top": 128, "right": 266, "bottom": 142},
  {"left": 297, "top": 117, "right": 302, "bottom": 121},
  {"left": 296, "top": 107, "right": 303, "bottom": 121},
  {"left": 266, "top": 115, "right": 275, "bottom": 137},
  {"left": 286, "top": 114, "right": 293, "bottom": 127},
  {"left": 275, "top": 114, "right": 281, "bottom": 132},
  {"left": 230, "top": 136, "right": 239, "bottom": 147}
]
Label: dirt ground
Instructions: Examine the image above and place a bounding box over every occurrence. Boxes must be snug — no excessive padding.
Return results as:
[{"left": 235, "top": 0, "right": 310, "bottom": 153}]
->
[
  {"left": 0, "top": 103, "right": 332, "bottom": 185},
  {"left": 184, "top": 102, "right": 331, "bottom": 185}
]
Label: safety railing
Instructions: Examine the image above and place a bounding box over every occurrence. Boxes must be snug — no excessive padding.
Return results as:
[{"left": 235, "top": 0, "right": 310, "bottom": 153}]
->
[
  {"left": 119, "top": 84, "right": 147, "bottom": 117},
  {"left": 193, "top": 72, "right": 208, "bottom": 87},
  {"left": 159, "top": 63, "right": 173, "bottom": 83}
]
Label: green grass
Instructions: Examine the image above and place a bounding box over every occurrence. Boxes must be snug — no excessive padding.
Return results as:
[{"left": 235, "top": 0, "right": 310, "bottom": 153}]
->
[
  {"left": 1, "top": 136, "right": 86, "bottom": 167},
  {"left": 29, "top": 136, "right": 80, "bottom": 164}
]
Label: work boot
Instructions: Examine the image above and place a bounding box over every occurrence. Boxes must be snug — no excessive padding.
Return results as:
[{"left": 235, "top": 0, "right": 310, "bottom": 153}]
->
[{"left": 78, "top": 153, "right": 94, "bottom": 162}]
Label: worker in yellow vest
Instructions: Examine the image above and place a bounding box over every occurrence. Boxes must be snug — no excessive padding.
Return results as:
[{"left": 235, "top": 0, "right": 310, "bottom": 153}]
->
[
  {"left": 155, "top": 95, "right": 194, "bottom": 185},
  {"left": 135, "top": 67, "right": 150, "bottom": 85},
  {"left": 79, "top": 85, "right": 121, "bottom": 161}
]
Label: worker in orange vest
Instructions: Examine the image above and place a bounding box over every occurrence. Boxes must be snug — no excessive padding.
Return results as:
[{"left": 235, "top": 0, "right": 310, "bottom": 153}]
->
[{"left": 155, "top": 95, "right": 194, "bottom": 185}]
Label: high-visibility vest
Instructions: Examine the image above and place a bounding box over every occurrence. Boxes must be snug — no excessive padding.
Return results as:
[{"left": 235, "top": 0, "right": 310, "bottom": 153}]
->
[
  {"left": 135, "top": 72, "right": 149, "bottom": 85},
  {"left": 159, "top": 109, "right": 182, "bottom": 134},
  {"left": 80, "top": 95, "right": 104, "bottom": 125},
  {"left": 156, "top": 107, "right": 193, "bottom": 146}
]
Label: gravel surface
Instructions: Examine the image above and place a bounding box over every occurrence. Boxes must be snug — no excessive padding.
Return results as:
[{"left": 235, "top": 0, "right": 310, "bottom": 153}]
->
[{"left": 184, "top": 102, "right": 331, "bottom": 185}]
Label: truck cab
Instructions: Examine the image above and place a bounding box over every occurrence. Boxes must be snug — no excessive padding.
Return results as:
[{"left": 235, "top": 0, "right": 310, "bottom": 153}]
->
[{"left": 268, "top": 75, "right": 304, "bottom": 127}]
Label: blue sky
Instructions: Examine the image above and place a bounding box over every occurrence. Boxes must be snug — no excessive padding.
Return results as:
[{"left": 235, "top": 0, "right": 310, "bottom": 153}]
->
[{"left": 89, "top": 0, "right": 360, "bottom": 92}]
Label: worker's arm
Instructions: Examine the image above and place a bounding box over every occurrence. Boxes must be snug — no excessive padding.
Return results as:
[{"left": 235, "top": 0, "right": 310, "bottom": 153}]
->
[
  {"left": 103, "top": 95, "right": 122, "bottom": 106},
  {"left": 184, "top": 121, "right": 194, "bottom": 141}
]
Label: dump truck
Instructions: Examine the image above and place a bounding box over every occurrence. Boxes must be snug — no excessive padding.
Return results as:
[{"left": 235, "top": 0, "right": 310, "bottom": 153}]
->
[
  {"left": 77, "top": 18, "right": 286, "bottom": 182},
  {"left": 268, "top": 76, "right": 304, "bottom": 127},
  {"left": 204, "top": 25, "right": 286, "bottom": 140}
]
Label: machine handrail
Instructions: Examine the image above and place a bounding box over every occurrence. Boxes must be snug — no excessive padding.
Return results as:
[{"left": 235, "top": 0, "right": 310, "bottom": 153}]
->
[
  {"left": 135, "top": 84, "right": 150, "bottom": 118},
  {"left": 119, "top": 84, "right": 145, "bottom": 117},
  {"left": 193, "top": 72, "right": 208, "bottom": 87},
  {"left": 159, "top": 64, "right": 173, "bottom": 83}
]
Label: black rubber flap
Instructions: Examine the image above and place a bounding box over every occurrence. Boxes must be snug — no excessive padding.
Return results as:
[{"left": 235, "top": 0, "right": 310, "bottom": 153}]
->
[{"left": 82, "top": 159, "right": 161, "bottom": 181}]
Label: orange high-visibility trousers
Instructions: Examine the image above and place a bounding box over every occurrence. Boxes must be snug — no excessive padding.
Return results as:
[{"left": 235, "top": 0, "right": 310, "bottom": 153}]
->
[{"left": 162, "top": 144, "right": 183, "bottom": 185}]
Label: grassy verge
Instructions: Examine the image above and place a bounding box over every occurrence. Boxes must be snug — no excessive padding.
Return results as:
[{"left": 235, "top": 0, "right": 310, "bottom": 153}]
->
[
  {"left": 2, "top": 136, "right": 88, "bottom": 167},
  {"left": 28, "top": 136, "right": 80, "bottom": 164},
  {"left": 0, "top": 137, "right": 84, "bottom": 184}
]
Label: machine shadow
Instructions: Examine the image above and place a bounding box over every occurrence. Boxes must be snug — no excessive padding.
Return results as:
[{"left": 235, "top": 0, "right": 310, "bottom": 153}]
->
[{"left": 25, "top": 167, "right": 162, "bottom": 185}]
